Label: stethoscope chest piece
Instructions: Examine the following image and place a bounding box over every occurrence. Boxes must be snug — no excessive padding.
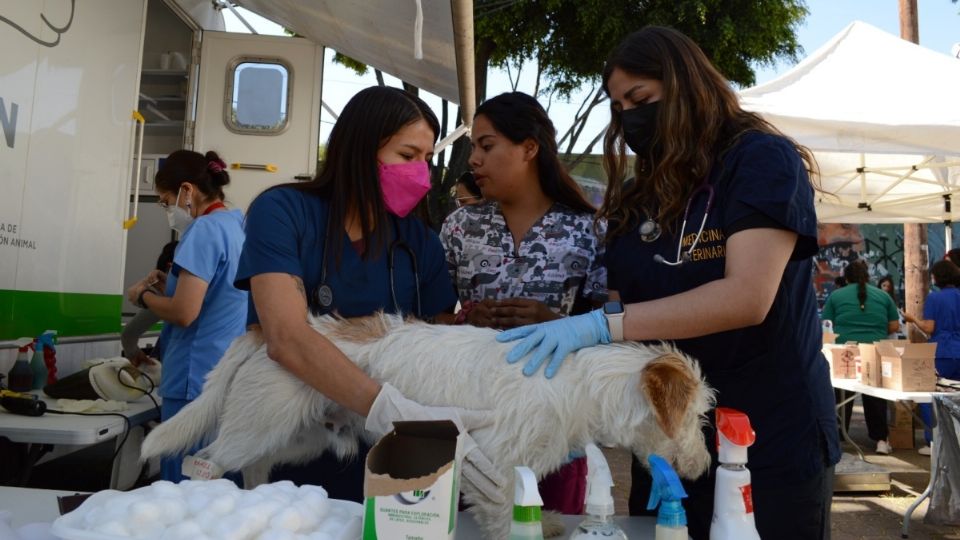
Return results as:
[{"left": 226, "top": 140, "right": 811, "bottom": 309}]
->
[
  {"left": 314, "top": 284, "right": 334, "bottom": 309},
  {"left": 639, "top": 218, "right": 662, "bottom": 242}
]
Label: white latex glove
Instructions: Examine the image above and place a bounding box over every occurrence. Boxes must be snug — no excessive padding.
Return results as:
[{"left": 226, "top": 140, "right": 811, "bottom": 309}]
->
[{"left": 365, "top": 383, "right": 507, "bottom": 504}]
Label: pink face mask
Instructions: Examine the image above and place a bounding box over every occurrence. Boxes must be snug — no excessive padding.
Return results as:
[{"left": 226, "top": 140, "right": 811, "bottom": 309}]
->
[{"left": 379, "top": 161, "right": 432, "bottom": 217}]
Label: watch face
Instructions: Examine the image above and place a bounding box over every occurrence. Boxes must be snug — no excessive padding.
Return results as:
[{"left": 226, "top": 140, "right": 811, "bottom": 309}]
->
[{"left": 603, "top": 301, "right": 624, "bottom": 315}]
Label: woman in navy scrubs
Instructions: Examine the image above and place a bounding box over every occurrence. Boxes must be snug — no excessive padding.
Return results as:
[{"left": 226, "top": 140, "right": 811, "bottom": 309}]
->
[
  {"left": 234, "top": 86, "right": 503, "bottom": 503},
  {"left": 498, "top": 27, "right": 839, "bottom": 539}
]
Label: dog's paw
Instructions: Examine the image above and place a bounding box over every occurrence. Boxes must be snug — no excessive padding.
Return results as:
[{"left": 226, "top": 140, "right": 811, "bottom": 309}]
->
[{"left": 542, "top": 511, "right": 566, "bottom": 537}]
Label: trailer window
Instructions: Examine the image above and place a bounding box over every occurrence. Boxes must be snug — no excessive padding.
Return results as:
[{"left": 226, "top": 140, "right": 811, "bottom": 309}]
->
[{"left": 226, "top": 59, "right": 291, "bottom": 135}]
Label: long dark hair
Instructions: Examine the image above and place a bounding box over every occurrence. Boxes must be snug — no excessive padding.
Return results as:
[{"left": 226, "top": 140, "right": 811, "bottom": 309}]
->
[
  {"left": 932, "top": 260, "right": 960, "bottom": 288},
  {"left": 599, "top": 26, "right": 818, "bottom": 239},
  {"left": 844, "top": 260, "right": 871, "bottom": 311},
  {"left": 475, "top": 92, "right": 595, "bottom": 215},
  {"left": 289, "top": 86, "right": 439, "bottom": 264},
  {"left": 154, "top": 150, "right": 230, "bottom": 201}
]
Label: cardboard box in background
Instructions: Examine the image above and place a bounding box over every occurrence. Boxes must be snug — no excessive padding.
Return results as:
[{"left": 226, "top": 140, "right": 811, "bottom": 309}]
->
[
  {"left": 829, "top": 344, "right": 859, "bottom": 379},
  {"left": 858, "top": 343, "right": 882, "bottom": 387},
  {"left": 363, "top": 420, "right": 463, "bottom": 539},
  {"left": 823, "top": 331, "right": 838, "bottom": 345},
  {"left": 888, "top": 401, "right": 916, "bottom": 449},
  {"left": 876, "top": 341, "right": 937, "bottom": 392}
]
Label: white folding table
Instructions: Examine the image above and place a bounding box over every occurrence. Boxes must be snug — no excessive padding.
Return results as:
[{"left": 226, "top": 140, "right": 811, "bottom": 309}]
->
[
  {"left": 830, "top": 377, "right": 946, "bottom": 538},
  {"left": 0, "top": 393, "right": 160, "bottom": 489}
]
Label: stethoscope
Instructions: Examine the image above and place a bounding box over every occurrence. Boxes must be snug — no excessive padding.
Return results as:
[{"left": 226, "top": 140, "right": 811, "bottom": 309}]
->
[
  {"left": 312, "top": 213, "right": 422, "bottom": 318},
  {"left": 640, "top": 180, "right": 716, "bottom": 266}
]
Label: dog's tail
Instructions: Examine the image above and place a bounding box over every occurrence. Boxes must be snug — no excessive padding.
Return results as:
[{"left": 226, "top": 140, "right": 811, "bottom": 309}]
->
[{"left": 140, "top": 331, "right": 263, "bottom": 461}]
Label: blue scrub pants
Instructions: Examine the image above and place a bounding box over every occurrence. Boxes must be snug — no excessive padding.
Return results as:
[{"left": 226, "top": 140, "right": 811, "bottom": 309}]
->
[{"left": 920, "top": 357, "right": 960, "bottom": 443}]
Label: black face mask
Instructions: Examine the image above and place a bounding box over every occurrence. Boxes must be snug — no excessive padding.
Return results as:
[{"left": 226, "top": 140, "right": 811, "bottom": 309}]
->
[{"left": 621, "top": 101, "right": 660, "bottom": 157}]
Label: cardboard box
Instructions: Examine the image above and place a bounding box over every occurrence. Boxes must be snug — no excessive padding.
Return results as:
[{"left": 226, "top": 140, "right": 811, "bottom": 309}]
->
[
  {"left": 823, "top": 331, "right": 837, "bottom": 345},
  {"left": 362, "top": 420, "right": 463, "bottom": 539},
  {"left": 875, "top": 341, "right": 937, "bottom": 392},
  {"left": 828, "top": 344, "right": 859, "bottom": 379},
  {"left": 858, "top": 343, "right": 882, "bottom": 387},
  {"left": 888, "top": 401, "right": 916, "bottom": 449}
]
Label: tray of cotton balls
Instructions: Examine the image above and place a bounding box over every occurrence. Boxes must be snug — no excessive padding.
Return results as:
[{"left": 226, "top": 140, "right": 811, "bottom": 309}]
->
[{"left": 49, "top": 479, "right": 362, "bottom": 540}]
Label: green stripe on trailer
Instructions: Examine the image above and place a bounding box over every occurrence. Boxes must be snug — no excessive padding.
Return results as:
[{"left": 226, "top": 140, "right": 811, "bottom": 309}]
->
[{"left": 0, "top": 290, "right": 122, "bottom": 340}]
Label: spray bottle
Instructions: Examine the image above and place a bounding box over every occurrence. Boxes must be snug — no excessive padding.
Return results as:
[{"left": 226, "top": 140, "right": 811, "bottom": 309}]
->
[
  {"left": 29, "top": 338, "right": 48, "bottom": 390},
  {"left": 569, "top": 443, "right": 627, "bottom": 540},
  {"left": 7, "top": 338, "right": 34, "bottom": 392},
  {"left": 38, "top": 330, "right": 58, "bottom": 384},
  {"left": 509, "top": 466, "right": 544, "bottom": 540},
  {"left": 647, "top": 454, "right": 688, "bottom": 540},
  {"left": 710, "top": 407, "right": 761, "bottom": 540}
]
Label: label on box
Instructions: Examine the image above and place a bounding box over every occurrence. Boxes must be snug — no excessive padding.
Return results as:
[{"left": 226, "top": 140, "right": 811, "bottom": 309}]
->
[{"left": 882, "top": 361, "right": 893, "bottom": 378}]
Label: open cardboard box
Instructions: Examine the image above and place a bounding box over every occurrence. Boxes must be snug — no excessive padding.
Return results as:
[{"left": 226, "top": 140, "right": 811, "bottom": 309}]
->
[
  {"left": 875, "top": 340, "right": 937, "bottom": 392},
  {"left": 826, "top": 343, "right": 859, "bottom": 379},
  {"left": 858, "top": 343, "right": 881, "bottom": 387},
  {"left": 363, "top": 420, "right": 463, "bottom": 539}
]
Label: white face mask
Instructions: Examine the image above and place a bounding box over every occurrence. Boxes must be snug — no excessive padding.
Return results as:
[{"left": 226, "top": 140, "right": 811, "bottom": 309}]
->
[{"left": 164, "top": 185, "right": 193, "bottom": 234}]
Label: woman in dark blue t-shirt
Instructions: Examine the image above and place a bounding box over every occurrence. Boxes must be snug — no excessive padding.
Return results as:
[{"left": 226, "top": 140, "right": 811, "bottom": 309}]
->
[{"left": 498, "top": 27, "right": 839, "bottom": 539}]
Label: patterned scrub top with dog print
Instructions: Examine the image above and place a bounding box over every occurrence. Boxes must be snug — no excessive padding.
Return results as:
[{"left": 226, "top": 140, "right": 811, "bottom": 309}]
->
[{"left": 440, "top": 201, "right": 607, "bottom": 315}]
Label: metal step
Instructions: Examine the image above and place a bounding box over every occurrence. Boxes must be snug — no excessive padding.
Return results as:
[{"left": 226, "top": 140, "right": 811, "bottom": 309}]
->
[{"left": 833, "top": 452, "right": 891, "bottom": 492}]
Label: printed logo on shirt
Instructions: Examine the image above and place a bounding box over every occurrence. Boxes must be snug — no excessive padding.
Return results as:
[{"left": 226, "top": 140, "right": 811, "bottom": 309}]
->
[{"left": 681, "top": 228, "right": 726, "bottom": 262}]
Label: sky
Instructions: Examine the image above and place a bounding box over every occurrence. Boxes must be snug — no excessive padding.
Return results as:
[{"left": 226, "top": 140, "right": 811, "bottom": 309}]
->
[{"left": 223, "top": 1, "right": 960, "bottom": 156}]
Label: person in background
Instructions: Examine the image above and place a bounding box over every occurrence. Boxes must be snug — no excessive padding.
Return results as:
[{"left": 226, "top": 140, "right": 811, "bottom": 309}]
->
[
  {"left": 902, "top": 260, "right": 960, "bottom": 456},
  {"left": 453, "top": 171, "right": 484, "bottom": 208},
  {"left": 122, "top": 240, "right": 177, "bottom": 367},
  {"left": 439, "top": 91, "right": 607, "bottom": 514},
  {"left": 126, "top": 150, "right": 248, "bottom": 481},
  {"left": 495, "top": 27, "right": 839, "bottom": 539},
  {"left": 821, "top": 260, "right": 898, "bottom": 455},
  {"left": 233, "top": 86, "right": 503, "bottom": 504},
  {"left": 945, "top": 248, "right": 960, "bottom": 268},
  {"left": 877, "top": 275, "right": 905, "bottom": 339}
]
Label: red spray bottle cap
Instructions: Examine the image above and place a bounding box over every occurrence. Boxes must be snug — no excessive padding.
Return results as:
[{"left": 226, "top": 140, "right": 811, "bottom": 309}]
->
[{"left": 716, "top": 407, "right": 756, "bottom": 464}]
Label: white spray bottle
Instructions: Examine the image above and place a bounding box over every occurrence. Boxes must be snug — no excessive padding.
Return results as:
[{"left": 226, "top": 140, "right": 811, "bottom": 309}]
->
[
  {"left": 569, "top": 443, "right": 627, "bottom": 540},
  {"left": 710, "top": 407, "right": 761, "bottom": 540},
  {"left": 509, "top": 466, "right": 544, "bottom": 540}
]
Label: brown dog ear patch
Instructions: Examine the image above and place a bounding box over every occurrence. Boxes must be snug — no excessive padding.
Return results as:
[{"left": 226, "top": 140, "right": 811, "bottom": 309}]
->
[
  {"left": 640, "top": 353, "right": 698, "bottom": 439},
  {"left": 329, "top": 314, "right": 389, "bottom": 343}
]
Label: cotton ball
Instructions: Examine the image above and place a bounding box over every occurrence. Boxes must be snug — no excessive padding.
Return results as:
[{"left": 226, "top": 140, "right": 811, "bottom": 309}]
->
[
  {"left": 208, "top": 478, "right": 242, "bottom": 493},
  {"left": 94, "top": 520, "right": 130, "bottom": 536},
  {"left": 155, "top": 497, "right": 188, "bottom": 525},
  {"left": 237, "top": 490, "right": 266, "bottom": 509},
  {"left": 268, "top": 507, "right": 304, "bottom": 532},
  {"left": 128, "top": 500, "right": 163, "bottom": 528},
  {"left": 291, "top": 500, "right": 322, "bottom": 532},
  {"left": 207, "top": 492, "right": 239, "bottom": 516},
  {"left": 297, "top": 484, "right": 328, "bottom": 500},
  {"left": 150, "top": 480, "right": 181, "bottom": 498},
  {"left": 315, "top": 517, "right": 344, "bottom": 535},
  {"left": 132, "top": 522, "right": 167, "bottom": 540},
  {"left": 256, "top": 529, "right": 298, "bottom": 540},
  {"left": 212, "top": 517, "right": 260, "bottom": 540},
  {"left": 83, "top": 507, "right": 106, "bottom": 527},
  {"left": 272, "top": 480, "right": 298, "bottom": 493},
  {"left": 304, "top": 533, "right": 333, "bottom": 540},
  {"left": 159, "top": 520, "right": 204, "bottom": 540},
  {"left": 184, "top": 491, "right": 212, "bottom": 517}
]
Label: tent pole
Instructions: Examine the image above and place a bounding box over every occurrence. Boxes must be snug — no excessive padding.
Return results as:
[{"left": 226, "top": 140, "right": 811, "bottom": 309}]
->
[{"left": 946, "top": 195, "right": 953, "bottom": 253}]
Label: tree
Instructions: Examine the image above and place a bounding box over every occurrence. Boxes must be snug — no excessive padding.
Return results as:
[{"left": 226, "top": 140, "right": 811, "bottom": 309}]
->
[{"left": 327, "top": 1, "right": 810, "bottom": 228}]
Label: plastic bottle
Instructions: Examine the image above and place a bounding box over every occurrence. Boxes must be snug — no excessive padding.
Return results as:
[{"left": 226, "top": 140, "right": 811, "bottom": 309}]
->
[
  {"left": 29, "top": 338, "right": 48, "bottom": 390},
  {"left": 647, "top": 453, "right": 688, "bottom": 540},
  {"left": 569, "top": 443, "right": 628, "bottom": 540},
  {"left": 38, "top": 330, "right": 58, "bottom": 384},
  {"left": 509, "top": 466, "right": 544, "bottom": 540},
  {"left": 710, "top": 407, "right": 761, "bottom": 540},
  {"left": 7, "top": 338, "right": 34, "bottom": 392}
]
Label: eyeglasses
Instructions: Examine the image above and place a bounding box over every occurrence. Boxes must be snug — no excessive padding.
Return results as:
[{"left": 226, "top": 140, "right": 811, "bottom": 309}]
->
[{"left": 454, "top": 196, "right": 481, "bottom": 208}]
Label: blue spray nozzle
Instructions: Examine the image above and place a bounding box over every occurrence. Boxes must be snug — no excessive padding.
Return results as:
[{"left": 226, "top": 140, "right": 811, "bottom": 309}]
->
[
  {"left": 646, "top": 454, "right": 688, "bottom": 528},
  {"left": 37, "top": 331, "right": 57, "bottom": 350}
]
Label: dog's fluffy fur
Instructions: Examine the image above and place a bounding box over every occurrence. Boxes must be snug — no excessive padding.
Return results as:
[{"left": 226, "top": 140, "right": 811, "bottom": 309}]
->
[{"left": 142, "top": 313, "right": 713, "bottom": 537}]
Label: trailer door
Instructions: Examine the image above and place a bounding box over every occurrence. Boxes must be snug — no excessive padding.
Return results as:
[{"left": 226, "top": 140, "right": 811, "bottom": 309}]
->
[{"left": 193, "top": 32, "right": 323, "bottom": 211}]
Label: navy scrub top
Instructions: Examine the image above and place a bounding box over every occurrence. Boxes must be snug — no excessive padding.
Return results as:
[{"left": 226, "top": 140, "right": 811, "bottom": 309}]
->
[
  {"left": 605, "top": 132, "right": 840, "bottom": 487},
  {"left": 235, "top": 187, "right": 457, "bottom": 323}
]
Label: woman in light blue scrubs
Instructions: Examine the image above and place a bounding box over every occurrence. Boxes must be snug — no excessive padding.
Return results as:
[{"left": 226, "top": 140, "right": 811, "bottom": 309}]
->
[{"left": 127, "top": 149, "right": 248, "bottom": 481}]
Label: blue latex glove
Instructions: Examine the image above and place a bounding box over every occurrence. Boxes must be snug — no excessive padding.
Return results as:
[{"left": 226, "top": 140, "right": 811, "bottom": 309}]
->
[{"left": 496, "top": 309, "right": 611, "bottom": 378}]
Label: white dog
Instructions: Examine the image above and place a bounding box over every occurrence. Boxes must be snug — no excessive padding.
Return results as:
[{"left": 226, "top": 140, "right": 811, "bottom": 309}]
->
[{"left": 141, "top": 313, "right": 713, "bottom": 537}]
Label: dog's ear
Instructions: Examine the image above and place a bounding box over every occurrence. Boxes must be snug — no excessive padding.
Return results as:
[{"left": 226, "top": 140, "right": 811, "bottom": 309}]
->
[{"left": 639, "top": 353, "right": 698, "bottom": 439}]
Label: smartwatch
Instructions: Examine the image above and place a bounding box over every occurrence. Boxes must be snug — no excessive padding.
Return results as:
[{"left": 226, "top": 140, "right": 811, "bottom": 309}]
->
[{"left": 602, "top": 300, "right": 625, "bottom": 341}]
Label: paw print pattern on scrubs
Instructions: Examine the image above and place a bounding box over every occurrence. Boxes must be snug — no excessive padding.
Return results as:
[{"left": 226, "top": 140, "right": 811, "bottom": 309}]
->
[{"left": 441, "top": 201, "right": 607, "bottom": 315}]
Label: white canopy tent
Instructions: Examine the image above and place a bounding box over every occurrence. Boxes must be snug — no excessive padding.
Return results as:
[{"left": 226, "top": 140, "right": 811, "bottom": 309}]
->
[{"left": 740, "top": 21, "right": 960, "bottom": 227}]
